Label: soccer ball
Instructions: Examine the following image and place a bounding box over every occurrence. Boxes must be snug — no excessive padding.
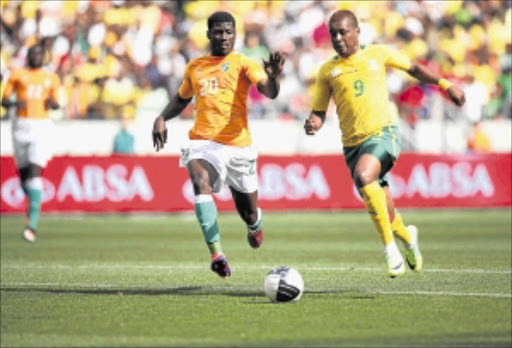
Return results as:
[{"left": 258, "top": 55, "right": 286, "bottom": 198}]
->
[{"left": 264, "top": 266, "right": 304, "bottom": 303}]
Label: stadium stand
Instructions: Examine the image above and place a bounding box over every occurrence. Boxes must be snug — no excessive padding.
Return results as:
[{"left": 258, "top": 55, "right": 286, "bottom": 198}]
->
[{"left": 1, "top": 0, "right": 511, "bottom": 153}]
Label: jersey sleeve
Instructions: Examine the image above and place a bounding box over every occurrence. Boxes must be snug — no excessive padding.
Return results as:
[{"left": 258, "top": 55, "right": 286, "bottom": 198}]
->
[
  {"left": 178, "top": 62, "right": 194, "bottom": 99},
  {"left": 2, "top": 70, "right": 18, "bottom": 100},
  {"left": 310, "top": 64, "right": 331, "bottom": 112},
  {"left": 379, "top": 45, "right": 411, "bottom": 71},
  {"left": 242, "top": 55, "right": 267, "bottom": 85}
]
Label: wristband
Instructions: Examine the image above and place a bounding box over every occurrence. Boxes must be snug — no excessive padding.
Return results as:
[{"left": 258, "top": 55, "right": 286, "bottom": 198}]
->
[{"left": 438, "top": 78, "right": 453, "bottom": 91}]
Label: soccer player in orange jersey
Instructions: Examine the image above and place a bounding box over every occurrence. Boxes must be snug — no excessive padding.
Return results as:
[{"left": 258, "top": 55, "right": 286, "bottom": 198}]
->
[
  {"left": 2, "top": 44, "right": 60, "bottom": 243},
  {"left": 152, "top": 12, "right": 285, "bottom": 278},
  {"left": 305, "top": 11, "right": 465, "bottom": 277}
]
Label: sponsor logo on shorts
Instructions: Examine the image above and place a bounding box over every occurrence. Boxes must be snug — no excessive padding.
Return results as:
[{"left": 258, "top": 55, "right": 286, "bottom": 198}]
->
[{"left": 181, "top": 149, "right": 190, "bottom": 161}]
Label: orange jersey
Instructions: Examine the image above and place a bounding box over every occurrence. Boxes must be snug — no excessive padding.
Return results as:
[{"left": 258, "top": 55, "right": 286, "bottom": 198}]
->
[
  {"left": 178, "top": 51, "right": 267, "bottom": 147},
  {"left": 2, "top": 68, "right": 60, "bottom": 119}
]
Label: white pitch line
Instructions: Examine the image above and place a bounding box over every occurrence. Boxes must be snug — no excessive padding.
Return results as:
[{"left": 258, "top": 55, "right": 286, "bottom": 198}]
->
[
  {"left": 1, "top": 264, "right": 511, "bottom": 274},
  {"left": 376, "top": 290, "right": 512, "bottom": 298},
  {"left": 292, "top": 266, "right": 512, "bottom": 274},
  {"left": 1, "top": 282, "right": 126, "bottom": 288},
  {"left": 1, "top": 282, "right": 510, "bottom": 299}
]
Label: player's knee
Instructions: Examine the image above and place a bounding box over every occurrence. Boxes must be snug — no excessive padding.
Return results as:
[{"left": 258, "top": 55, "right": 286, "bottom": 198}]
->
[
  {"left": 28, "top": 165, "right": 42, "bottom": 178},
  {"left": 18, "top": 167, "right": 30, "bottom": 183},
  {"left": 190, "top": 171, "right": 212, "bottom": 193},
  {"left": 354, "top": 170, "right": 375, "bottom": 187}
]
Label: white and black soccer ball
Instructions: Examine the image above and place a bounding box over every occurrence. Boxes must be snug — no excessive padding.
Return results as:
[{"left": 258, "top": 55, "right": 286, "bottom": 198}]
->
[{"left": 264, "top": 266, "right": 304, "bottom": 303}]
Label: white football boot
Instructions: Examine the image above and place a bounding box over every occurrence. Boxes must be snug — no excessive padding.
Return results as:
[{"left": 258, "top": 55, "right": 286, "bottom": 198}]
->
[
  {"left": 384, "top": 242, "right": 405, "bottom": 278},
  {"left": 404, "top": 225, "right": 423, "bottom": 272}
]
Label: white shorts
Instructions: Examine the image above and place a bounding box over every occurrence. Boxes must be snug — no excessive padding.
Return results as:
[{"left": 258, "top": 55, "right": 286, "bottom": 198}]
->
[
  {"left": 179, "top": 140, "right": 258, "bottom": 193},
  {"left": 12, "top": 118, "right": 54, "bottom": 168}
]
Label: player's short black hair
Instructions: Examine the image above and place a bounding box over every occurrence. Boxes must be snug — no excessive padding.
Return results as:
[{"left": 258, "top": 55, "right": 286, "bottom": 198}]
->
[
  {"left": 28, "top": 43, "right": 43, "bottom": 55},
  {"left": 329, "top": 10, "right": 359, "bottom": 28},
  {"left": 208, "top": 11, "right": 236, "bottom": 30}
]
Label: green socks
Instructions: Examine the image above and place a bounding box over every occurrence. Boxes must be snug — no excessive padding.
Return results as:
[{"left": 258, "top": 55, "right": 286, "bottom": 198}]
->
[
  {"left": 194, "top": 195, "right": 221, "bottom": 255},
  {"left": 247, "top": 208, "right": 262, "bottom": 231},
  {"left": 25, "top": 178, "right": 42, "bottom": 231}
]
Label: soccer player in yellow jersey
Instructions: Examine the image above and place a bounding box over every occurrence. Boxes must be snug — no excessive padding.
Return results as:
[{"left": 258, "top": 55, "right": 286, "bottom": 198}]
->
[
  {"left": 305, "top": 11, "right": 466, "bottom": 277},
  {"left": 2, "top": 44, "right": 60, "bottom": 243},
  {"left": 152, "top": 12, "right": 285, "bottom": 278}
]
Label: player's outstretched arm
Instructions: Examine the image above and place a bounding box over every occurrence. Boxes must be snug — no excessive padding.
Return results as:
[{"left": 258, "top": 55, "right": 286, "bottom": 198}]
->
[
  {"left": 257, "top": 51, "right": 286, "bottom": 99},
  {"left": 152, "top": 93, "right": 192, "bottom": 152},
  {"left": 407, "top": 63, "right": 466, "bottom": 107},
  {"left": 304, "top": 111, "right": 326, "bottom": 136}
]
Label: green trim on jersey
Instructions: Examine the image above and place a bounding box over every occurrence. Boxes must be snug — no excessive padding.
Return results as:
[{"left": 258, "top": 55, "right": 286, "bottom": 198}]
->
[{"left": 311, "top": 44, "right": 411, "bottom": 147}]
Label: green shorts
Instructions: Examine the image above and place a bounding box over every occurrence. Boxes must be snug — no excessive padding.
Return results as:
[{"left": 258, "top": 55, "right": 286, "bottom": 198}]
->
[{"left": 343, "top": 125, "right": 401, "bottom": 187}]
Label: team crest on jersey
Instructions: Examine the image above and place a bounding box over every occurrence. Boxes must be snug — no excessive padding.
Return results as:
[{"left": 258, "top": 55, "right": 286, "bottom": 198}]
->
[
  {"left": 368, "top": 60, "right": 378, "bottom": 71},
  {"left": 222, "top": 63, "right": 230, "bottom": 72},
  {"left": 331, "top": 67, "right": 358, "bottom": 77},
  {"left": 331, "top": 68, "right": 342, "bottom": 78}
]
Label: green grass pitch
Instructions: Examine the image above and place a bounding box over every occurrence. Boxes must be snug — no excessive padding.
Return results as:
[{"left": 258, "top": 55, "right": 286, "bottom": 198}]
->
[{"left": 1, "top": 209, "right": 511, "bottom": 347}]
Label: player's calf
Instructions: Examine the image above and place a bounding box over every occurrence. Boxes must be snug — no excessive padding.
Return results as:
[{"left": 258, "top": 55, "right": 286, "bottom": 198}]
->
[{"left": 246, "top": 208, "right": 263, "bottom": 249}]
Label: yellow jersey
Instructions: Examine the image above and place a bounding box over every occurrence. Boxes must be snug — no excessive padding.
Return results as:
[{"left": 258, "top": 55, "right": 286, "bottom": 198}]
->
[
  {"left": 178, "top": 51, "right": 267, "bottom": 147},
  {"left": 2, "top": 68, "right": 60, "bottom": 119},
  {"left": 311, "top": 45, "right": 411, "bottom": 147}
]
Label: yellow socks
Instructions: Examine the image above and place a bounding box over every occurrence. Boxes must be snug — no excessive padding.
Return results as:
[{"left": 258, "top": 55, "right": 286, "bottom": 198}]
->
[
  {"left": 359, "top": 182, "right": 394, "bottom": 246},
  {"left": 391, "top": 211, "right": 411, "bottom": 245}
]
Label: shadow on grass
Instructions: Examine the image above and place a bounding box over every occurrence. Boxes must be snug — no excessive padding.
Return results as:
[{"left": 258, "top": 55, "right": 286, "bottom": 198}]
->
[
  {"left": 240, "top": 290, "right": 375, "bottom": 304},
  {"left": 1, "top": 286, "right": 270, "bottom": 298},
  {"left": 0, "top": 286, "right": 204, "bottom": 296},
  {"left": 1, "top": 287, "right": 374, "bottom": 300}
]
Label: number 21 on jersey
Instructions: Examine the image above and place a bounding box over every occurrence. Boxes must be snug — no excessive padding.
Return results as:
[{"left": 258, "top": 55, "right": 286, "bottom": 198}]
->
[{"left": 199, "top": 78, "right": 219, "bottom": 96}]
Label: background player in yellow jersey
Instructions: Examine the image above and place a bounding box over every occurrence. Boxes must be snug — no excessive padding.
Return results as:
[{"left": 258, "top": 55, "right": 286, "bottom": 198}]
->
[
  {"left": 305, "top": 10, "right": 466, "bottom": 277},
  {"left": 2, "top": 44, "right": 60, "bottom": 243},
  {"left": 152, "top": 12, "right": 285, "bottom": 278}
]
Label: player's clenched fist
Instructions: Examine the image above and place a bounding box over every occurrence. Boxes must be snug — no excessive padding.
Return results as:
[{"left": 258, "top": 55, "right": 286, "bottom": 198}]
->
[
  {"left": 446, "top": 85, "right": 466, "bottom": 107},
  {"left": 304, "top": 113, "right": 324, "bottom": 135},
  {"left": 152, "top": 115, "right": 168, "bottom": 152}
]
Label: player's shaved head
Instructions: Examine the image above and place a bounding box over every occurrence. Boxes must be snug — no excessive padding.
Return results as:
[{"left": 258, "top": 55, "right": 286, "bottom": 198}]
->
[
  {"left": 329, "top": 10, "right": 359, "bottom": 29},
  {"left": 328, "top": 10, "right": 360, "bottom": 58}
]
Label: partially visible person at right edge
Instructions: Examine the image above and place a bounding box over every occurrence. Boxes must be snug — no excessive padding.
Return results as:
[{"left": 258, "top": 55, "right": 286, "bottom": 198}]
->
[
  {"left": 1, "top": 44, "right": 60, "bottom": 243},
  {"left": 305, "top": 10, "right": 466, "bottom": 277}
]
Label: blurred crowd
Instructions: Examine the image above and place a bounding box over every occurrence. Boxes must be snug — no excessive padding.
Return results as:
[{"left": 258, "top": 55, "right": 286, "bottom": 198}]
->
[{"left": 1, "top": 0, "right": 511, "bottom": 132}]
